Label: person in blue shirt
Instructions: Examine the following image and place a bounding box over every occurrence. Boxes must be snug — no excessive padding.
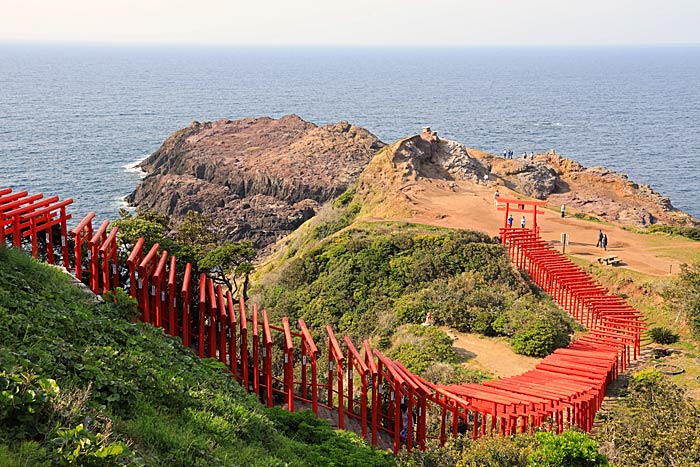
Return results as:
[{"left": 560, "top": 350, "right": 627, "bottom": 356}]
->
[{"left": 508, "top": 214, "right": 514, "bottom": 228}]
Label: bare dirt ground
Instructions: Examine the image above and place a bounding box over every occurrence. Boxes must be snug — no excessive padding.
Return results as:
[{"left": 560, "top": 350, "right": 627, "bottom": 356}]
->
[
  {"left": 440, "top": 327, "right": 540, "bottom": 378},
  {"left": 394, "top": 177, "right": 700, "bottom": 277}
]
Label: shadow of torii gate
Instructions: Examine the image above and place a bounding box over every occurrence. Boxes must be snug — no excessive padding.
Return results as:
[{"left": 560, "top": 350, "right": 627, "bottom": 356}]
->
[{"left": 495, "top": 196, "right": 547, "bottom": 236}]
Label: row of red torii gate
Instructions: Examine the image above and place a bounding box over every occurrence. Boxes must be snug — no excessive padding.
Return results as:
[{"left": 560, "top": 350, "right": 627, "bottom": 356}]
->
[{"left": 0, "top": 187, "right": 644, "bottom": 454}]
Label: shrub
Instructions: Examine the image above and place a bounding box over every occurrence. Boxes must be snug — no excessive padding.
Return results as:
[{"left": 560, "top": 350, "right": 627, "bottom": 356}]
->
[
  {"left": 511, "top": 323, "right": 562, "bottom": 358},
  {"left": 50, "top": 423, "right": 143, "bottom": 467},
  {"left": 387, "top": 325, "right": 457, "bottom": 374},
  {"left": 0, "top": 370, "right": 59, "bottom": 438},
  {"left": 646, "top": 225, "right": 700, "bottom": 241},
  {"left": 649, "top": 326, "right": 679, "bottom": 344},
  {"left": 529, "top": 430, "right": 608, "bottom": 467},
  {"left": 494, "top": 295, "right": 574, "bottom": 357},
  {"left": 597, "top": 369, "right": 700, "bottom": 467},
  {"left": 664, "top": 261, "right": 700, "bottom": 339}
]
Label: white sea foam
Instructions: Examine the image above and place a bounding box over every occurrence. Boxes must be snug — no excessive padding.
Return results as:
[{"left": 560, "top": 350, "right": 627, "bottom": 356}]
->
[
  {"left": 112, "top": 194, "right": 137, "bottom": 215},
  {"left": 122, "top": 154, "right": 150, "bottom": 178}
]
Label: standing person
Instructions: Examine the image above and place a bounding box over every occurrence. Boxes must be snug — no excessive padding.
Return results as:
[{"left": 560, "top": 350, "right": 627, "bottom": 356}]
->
[
  {"left": 596, "top": 229, "right": 604, "bottom": 248},
  {"left": 400, "top": 402, "right": 413, "bottom": 444},
  {"left": 503, "top": 149, "right": 507, "bottom": 158},
  {"left": 508, "top": 214, "right": 514, "bottom": 228},
  {"left": 521, "top": 216, "right": 526, "bottom": 228},
  {"left": 522, "top": 151, "right": 527, "bottom": 159},
  {"left": 494, "top": 189, "right": 500, "bottom": 206},
  {"left": 530, "top": 151, "right": 534, "bottom": 158},
  {"left": 561, "top": 204, "right": 566, "bottom": 218},
  {"left": 602, "top": 233, "right": 608, "bottom": 251}
]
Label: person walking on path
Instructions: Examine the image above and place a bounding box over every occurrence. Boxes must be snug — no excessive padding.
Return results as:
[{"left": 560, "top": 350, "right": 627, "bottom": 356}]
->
[
  {"left": 508, "top": 214, "right": 514, "bottom": 228},
  {"left": 596, "top": 229, "right": 604, "bottom": 248},
  {"left": 494, "top": 189, "right": 500, "bottom": 206},
  {"left": 521, "top": 216, "right": 526, "bottom": 228},
  {"left": 602, "top": 233, "right": 608, "bottom": 251},
  {"left": 561, "top": 204, "right": 566, "bottom": 218}
]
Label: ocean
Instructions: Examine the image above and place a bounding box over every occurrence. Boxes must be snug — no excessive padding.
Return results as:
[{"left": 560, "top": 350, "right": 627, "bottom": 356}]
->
[{"left": 1, "top": 44, "right": 699, "bottom": 223}]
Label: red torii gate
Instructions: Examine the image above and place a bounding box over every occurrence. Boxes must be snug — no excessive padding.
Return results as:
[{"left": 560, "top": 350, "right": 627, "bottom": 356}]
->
[{"left": 496, "top": 196, "right": 547, "bottom": 234}]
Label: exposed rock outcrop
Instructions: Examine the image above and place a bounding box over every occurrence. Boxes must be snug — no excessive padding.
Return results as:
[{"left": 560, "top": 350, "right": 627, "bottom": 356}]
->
[
  {"left": 356, "top": 130, "right": 698, "bottom": 228},
  {"left": 127, "top": 115, "right": 384, "bottom": 247}
]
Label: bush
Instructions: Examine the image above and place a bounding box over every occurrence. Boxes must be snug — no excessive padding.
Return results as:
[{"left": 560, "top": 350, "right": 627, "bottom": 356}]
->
[
  {"left": 646, "top": 225, "right": 700, "bottom": 241},
  {"left": 493, "top": 295, "right": 574, "bottom": 357},
  {"left": 649, "top": 326, "right": 679, "bottom": 344},
  {"left": 665, "top": 261, "right": 700, "bottom": 339},
  {"left": 529, "top": 430, "right": 608, "bottom": 467},
  {"left": 511, "top": 322, "right": 568, "bottom": 358},
  {"left": 397, "top": 431, "right": 608, "bottom": 467},
  {"left": 0, "top": 370, "right": 59, "bottom": 439},
  {"left": 387, "top": 325, "right": 456, "bottom": 374},
  {"left": 597, "top": 369, "right": 700, "bottom": 467}
]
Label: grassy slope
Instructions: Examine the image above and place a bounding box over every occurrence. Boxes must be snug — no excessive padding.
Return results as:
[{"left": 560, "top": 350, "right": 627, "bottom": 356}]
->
[
  {"left": 254, "top": 203, "right": 579, "bottom": 383},
  {"left": 0, "top": 246, "right": 391, "bottom": 467}
]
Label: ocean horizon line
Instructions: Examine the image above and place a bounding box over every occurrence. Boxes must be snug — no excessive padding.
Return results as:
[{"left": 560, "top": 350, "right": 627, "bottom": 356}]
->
[{"left": 2, "top": 40, "right": 700, "bottom": 51}]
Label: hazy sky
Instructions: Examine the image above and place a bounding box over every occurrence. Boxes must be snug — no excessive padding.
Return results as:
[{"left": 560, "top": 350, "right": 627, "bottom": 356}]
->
[{"left": 2, "top": 0, "right": 699, "bottom": 46}]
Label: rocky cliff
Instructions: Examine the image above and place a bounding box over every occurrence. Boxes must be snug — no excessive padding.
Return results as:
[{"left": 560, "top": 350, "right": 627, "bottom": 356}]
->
[
  {"left": 355, "top": 129, "right": 698, "bottom": 228},
  {"left": 127, "top": 115, "right": 384, "bottom": 247}
]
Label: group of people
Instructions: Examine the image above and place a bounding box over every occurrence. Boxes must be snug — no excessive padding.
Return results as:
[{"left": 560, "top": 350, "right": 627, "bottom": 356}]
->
[
  {"left": 596, "top": 229, "right": 609, "bottom": 251},
  {"left": 496, "top": 192, "right": 610, "bottom": 252},
  {"left": 507, "top": 214, "right": 527, "bottom": 229},
  {"left": 502, "top": 149, "right": 535, "bottom": 159}
]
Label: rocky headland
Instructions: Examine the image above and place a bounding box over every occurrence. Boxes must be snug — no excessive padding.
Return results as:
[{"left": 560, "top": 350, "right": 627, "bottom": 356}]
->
[
  {"left": 127, "top": 115, "right": 384, "bottom": 247},
  {"left": 355, "top": 129, "right": 699, "bottom": 228},
  {"left": 128, "top": 118, "right": 698, "bottom": 250}
]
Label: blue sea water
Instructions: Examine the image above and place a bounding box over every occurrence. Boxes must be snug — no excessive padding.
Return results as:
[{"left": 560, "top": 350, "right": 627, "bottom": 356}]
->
[{"left": 1, "top": 44, "right": 699, "bottom": 223}]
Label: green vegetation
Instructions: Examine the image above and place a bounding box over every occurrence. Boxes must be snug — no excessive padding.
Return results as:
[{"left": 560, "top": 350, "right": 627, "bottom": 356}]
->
[
  {"left": 396, "top": 430, "right": 608, "bottom": 467},
  {"left": 258, "top": 223, "right": 578, "bottom": 371},
  {"left": 621, "top": 223, "right": 700, "bottom": 241},
  {"left": 665, "top": 261, "right": 700, "bottom": 339},
  {"left": 649, "top": 326, "right": 680, "bottom": 344},
  {"left": 597, "top": 369, "right": 700, "bottom": 467},
  {"left": 0, "top": 246, "right": 390, "bottom": 466},
  {"left": 645, "top": 224, "right": 700, "bottom": 241},
  {"left": 528, "top": 431, "right": 608, "bottom": 467},
  {"left": 385, "top": 325, "right": 488, "bottom": 384},
  {"left": 114, "top": 209, "right": 256, "bottom": 298},
  {"left": 571, "top": 212, "right": 604, "bottom": 224}
]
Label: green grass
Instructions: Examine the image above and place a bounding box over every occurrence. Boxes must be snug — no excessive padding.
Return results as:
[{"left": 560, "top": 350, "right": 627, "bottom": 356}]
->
[
  {"left": 256, "top": 222, "right": 577, "bottom": 369},
  {"left": 0, "top": 246, "right": 391, "bottom": 467},
  {"left": 571, "top": 212, "right": 606, "bottom": 224}
]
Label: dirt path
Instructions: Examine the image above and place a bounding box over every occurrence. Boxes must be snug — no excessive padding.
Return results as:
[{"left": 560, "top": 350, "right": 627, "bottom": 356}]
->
[
  {"left": 391, "top": 178, "right": 700, "bottom": 277},
  {"left": 441, "top": 327, "right": 540, "bottom": 378}
]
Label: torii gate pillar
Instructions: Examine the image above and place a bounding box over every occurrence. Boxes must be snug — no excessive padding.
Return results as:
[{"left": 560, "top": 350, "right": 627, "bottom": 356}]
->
[{"left": 495, "top": 196, "right": 548, "bottom": 236}]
